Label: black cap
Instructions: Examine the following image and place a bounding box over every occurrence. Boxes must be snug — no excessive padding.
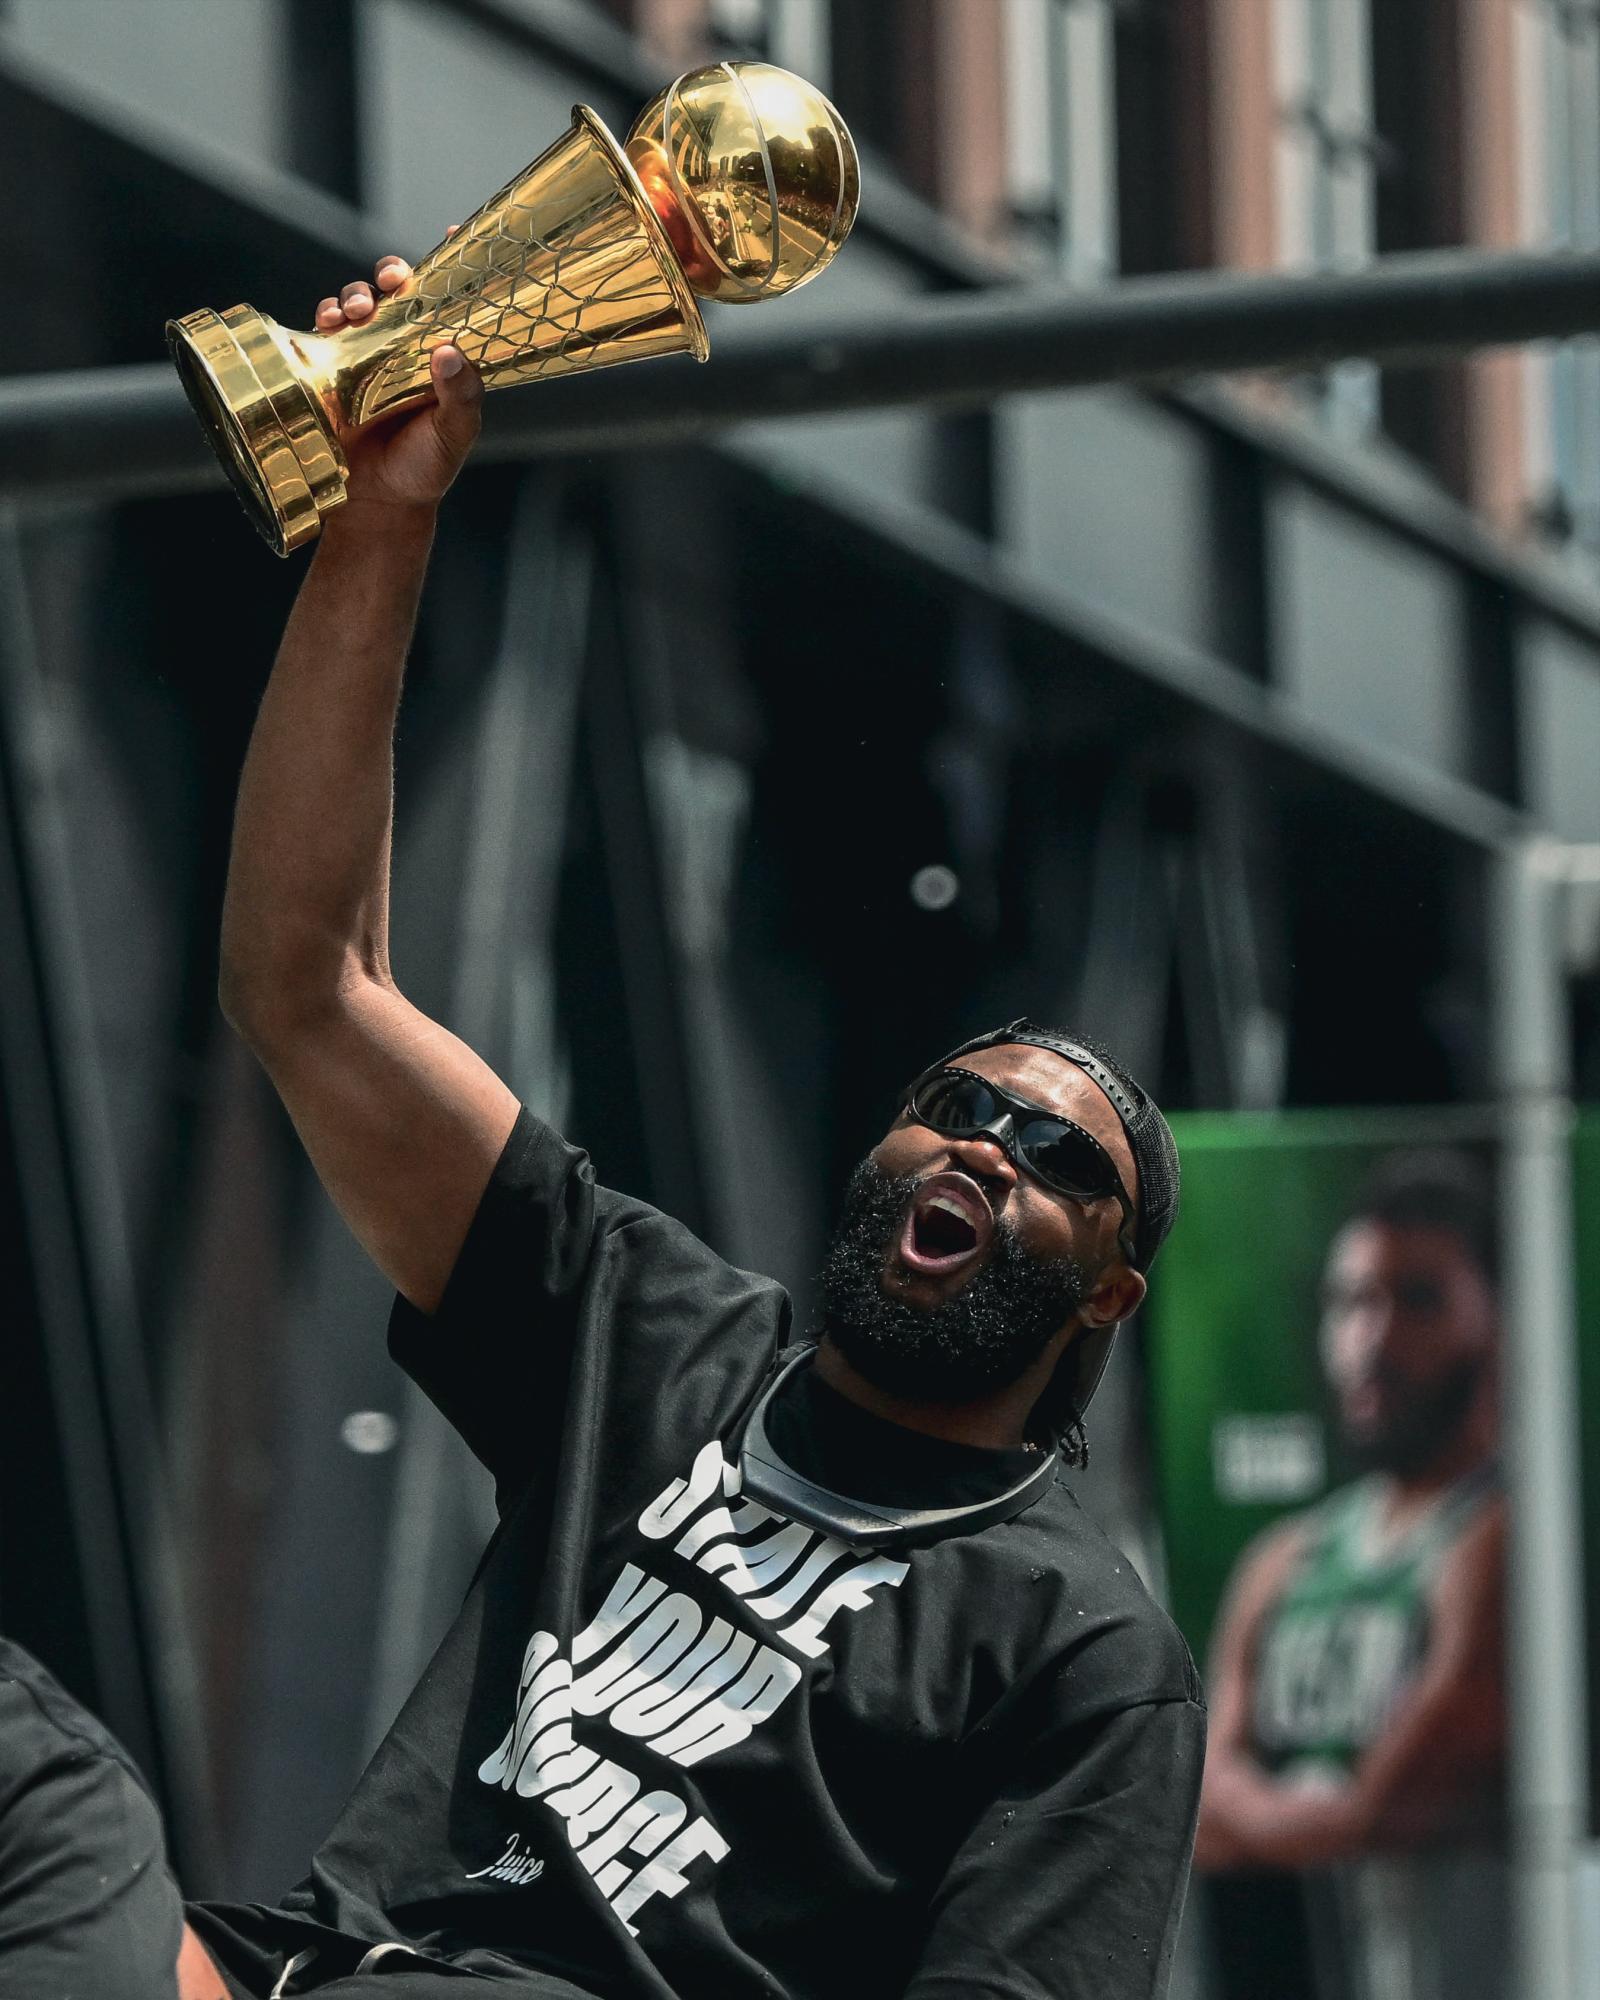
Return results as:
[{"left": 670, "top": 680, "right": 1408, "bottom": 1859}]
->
[{"left": 915, "top": 1016, "right": 1182, "bottom": 1422}]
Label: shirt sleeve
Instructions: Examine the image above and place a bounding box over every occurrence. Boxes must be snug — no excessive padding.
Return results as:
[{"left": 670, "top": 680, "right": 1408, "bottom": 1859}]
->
[
  {"left": 386, "top": 1105, "right": 788, "bottom": 1508},
  {"left": 904, "top": 1693, "right": 1207, "bottom": 2000}
]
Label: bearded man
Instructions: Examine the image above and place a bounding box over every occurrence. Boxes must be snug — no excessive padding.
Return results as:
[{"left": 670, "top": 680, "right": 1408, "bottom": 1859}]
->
[{"left": 0, "top": 256, "right": 1201, "bottom": 2000}]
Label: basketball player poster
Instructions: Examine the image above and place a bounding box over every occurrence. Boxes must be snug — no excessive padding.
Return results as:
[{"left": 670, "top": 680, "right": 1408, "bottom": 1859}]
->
[{"left": 1147, "top": 1112, "right": 1511, "bottom": 2000}]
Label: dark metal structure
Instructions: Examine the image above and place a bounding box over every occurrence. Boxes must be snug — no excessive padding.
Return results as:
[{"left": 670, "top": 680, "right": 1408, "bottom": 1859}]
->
[{"left": 10, "top": 245, "right": 1600, "bottom": 495}]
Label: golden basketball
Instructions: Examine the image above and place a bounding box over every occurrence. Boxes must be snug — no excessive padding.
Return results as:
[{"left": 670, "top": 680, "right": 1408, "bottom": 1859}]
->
[{"left": 626, "top": 60, "right": 860, "bottom": 305}]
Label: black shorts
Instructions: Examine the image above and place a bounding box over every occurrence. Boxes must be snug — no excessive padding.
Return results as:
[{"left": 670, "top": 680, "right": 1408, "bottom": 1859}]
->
[{"left": 0, "top": 1637, "right": 184, "bottom": 2000}]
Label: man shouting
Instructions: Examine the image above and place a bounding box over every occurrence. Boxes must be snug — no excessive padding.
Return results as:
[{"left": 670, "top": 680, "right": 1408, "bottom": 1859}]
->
[{"left": 2, "top": 255, "right": 1202, "bottom": 2000}]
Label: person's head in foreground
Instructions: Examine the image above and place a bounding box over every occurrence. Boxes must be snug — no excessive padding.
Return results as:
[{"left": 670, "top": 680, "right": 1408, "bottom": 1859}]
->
[
  {"left": 1319, "top": 1149, "right": 1499, "bottom": 1482},
  {"left": 814, "top": 1017, "right": 1180, "bottom": 1461}
]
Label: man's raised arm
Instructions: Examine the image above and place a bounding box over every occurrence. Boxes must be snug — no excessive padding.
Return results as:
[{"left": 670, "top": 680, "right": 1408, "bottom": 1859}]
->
[{"left": 218, "top": 252, "right": 519, "bottom": 1316}]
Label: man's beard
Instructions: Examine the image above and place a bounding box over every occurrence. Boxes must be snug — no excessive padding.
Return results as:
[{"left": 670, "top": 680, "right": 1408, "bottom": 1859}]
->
[
  {"left": 817, "top": 1159, "right": 1091, "bottom": 1403},
  {"left": 1343, "top": 1355, "right": 1488, "bottom": 1479}
]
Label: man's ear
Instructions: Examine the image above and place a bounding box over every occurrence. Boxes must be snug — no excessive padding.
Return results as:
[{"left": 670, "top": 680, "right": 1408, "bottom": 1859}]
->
[{"left": 1082, "top": 1262, "right": 1146, "bottom": 1328}]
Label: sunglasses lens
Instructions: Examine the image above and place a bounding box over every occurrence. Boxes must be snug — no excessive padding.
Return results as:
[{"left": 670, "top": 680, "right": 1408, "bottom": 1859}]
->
[
  {"left": 1019, "top": 1119, "right": 1114, "bottom": 1197},
  {"left": 914, "top": 1073, "right": 1000, "bottom": 1133},
  {"left": 912, "top": 1076, "right": 1123, "bottom": 1207}
]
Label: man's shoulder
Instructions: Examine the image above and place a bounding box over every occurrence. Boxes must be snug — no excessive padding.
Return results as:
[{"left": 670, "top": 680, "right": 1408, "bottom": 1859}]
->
[{"left": 1008, "top": 1484, "right": 1203, "bottom": 1712}]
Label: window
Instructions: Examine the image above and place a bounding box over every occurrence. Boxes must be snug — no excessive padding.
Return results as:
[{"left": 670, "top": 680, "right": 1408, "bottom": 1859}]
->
[
  {"left": 1273, "top": 0, "right": 1380, "bottom": 437},
  {"left": 707, "top": 0, "right": 764, "bottom": 43},
  {"left": 1522, "top": 0, "right": 1600, "bottom": 553},
  {"left": 1001, "top": 0, "right": 1118, "bottom": 280},
  {"left": 708, "top": 0, "right": 831, "bottom": 81}
]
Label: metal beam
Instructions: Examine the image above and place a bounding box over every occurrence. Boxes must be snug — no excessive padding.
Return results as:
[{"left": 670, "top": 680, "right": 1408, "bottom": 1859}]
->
[
  {"left": 6, "top": 246, "right": 1600, "bottom": 500},
  {"left": 1494, "top": 839, "right": 1597, "bottom": 2000}
]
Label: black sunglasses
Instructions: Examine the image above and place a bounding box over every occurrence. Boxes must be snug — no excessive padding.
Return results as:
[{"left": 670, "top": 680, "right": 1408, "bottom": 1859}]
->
[{"left": 902, "top": 1066, "right": 1138, "bottom": 1265}]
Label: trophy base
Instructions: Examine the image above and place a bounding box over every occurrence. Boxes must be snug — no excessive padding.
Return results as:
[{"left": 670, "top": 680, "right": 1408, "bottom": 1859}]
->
[{"left": 166, "top": 306, "right": 348, "bottom": 557}]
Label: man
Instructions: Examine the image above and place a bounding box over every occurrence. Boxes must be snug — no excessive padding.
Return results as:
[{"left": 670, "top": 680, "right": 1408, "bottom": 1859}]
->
[
  {"left": 2, "top": 256, "right": 1201, "bottom": 2000},
  {"left": 1195, "top": 1151, "right": 1505, "bottom": 1998}
]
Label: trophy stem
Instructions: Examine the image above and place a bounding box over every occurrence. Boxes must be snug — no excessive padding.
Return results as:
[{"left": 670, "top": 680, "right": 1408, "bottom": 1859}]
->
[{"left": 342, "top": 108, "right": 708, "bottom": 429}]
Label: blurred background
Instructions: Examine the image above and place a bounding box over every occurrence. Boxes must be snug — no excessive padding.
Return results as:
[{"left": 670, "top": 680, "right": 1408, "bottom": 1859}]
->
[{"left": 2, "top": 2, "right": 1599, "bottom": 1996}]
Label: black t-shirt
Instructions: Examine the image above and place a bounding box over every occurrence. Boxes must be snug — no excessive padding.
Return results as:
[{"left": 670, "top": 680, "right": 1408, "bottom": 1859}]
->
[
  {"left": 766, "top": 1362, "right": 1044, "bottom": 1508},
  {"left": 192, "top": 1107, "right": 1204, "bottom": 1999}
]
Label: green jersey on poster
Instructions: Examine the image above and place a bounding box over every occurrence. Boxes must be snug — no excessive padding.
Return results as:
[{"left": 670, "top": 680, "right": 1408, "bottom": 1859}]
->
[{"left": 1250, "top": 1464, "right": 1499, "bottom": 1781}]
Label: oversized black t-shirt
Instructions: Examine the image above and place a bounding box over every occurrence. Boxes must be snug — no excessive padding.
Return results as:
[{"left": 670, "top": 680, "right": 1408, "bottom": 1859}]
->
[{"left": 191, "top": 1107, "right": 1204, "bottom": 1999}]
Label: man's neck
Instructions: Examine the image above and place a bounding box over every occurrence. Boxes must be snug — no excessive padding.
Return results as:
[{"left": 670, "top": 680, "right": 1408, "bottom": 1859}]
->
[
  {"left": 1379, "top": 1392, "right": 1499, "bottom": 1523},
  {"left": 811, "top": 1335, "right": 1050, "bottom": 1452}
]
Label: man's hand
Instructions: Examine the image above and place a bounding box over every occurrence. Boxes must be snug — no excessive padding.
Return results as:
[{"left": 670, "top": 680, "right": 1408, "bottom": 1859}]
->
[{"left": 314, "top": 236, "right": 485, "bottom": 520}]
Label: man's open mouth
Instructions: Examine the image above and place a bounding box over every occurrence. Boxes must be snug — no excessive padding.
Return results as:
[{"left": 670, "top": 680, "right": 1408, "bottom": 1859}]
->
[{"left": 898, "top": 1172, "right": 995, "bottom": 1277}]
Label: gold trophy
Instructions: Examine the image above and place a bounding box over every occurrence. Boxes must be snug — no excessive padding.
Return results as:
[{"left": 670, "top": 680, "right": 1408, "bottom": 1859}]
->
[{"left": 166, "top": 62, "right": 859, "bottom": 556}]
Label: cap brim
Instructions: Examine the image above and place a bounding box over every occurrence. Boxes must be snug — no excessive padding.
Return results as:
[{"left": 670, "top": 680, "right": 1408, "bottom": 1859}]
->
[{"left": 1065, "top": 1322, "right": 1119, "bottom": 1420}]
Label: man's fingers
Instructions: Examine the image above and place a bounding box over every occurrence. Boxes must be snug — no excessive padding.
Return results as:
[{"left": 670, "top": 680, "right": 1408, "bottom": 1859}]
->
[
  {"left": 430, "top": 344, "right": 482, "bottom": 399},
  {"left": 318, "top": 263, "right": 407, "bottom": 328},
  {"left": 318, "top": 248, "right": 429, "bottom": 328},
  {"left": 418, "top": 345, "right": 485, "bottom": 491}
]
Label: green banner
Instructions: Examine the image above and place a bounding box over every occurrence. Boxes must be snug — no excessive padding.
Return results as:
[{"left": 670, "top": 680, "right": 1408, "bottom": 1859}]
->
[
  {"left": 1147, "top": 1108, "right": 1499, "bottom": 1669},
  {"left": 1152, "top": 1110, "right": 1600, "bottom": 1992}
]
